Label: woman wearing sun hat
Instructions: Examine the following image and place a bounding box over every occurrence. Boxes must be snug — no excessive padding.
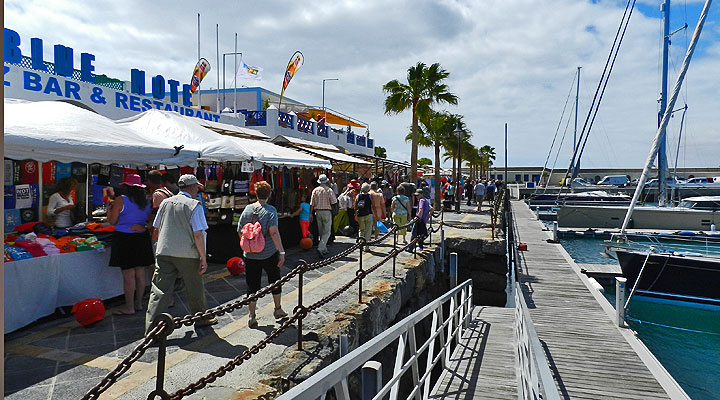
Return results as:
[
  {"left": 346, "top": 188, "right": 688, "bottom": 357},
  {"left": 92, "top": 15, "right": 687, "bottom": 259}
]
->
[{"left": 108, "top": 174, "right": 154, "bottom": 315}]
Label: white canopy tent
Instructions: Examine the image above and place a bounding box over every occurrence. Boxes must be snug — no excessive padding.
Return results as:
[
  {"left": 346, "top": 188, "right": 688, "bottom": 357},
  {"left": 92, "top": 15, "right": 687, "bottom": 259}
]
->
[
  {"left": 230, "top": 136, "right": 332, "bottom": 170},
  {"left": 116, "top": 109, "right": 253, "bottom": 162},
  {"left": 118, "top": 110, "right": 331, "bottom": 169},
  {"left": 3, "top": 99, "right": 198, "bottom": 166}
]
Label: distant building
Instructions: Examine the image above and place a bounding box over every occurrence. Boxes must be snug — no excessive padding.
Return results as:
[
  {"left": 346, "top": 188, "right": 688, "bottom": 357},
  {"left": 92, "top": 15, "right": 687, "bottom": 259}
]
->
[{"left": 192, "top": 88, "right": 375, "bottom": 156}]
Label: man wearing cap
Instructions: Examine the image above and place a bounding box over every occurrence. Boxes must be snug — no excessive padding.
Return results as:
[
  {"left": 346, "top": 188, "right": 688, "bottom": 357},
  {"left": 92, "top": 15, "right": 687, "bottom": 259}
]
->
[
  {"left": 145, "top": 174, "right": 216, "bottom": 334},
  {"left": 310, "top": 174, "right": 338, "bottom": 257}
]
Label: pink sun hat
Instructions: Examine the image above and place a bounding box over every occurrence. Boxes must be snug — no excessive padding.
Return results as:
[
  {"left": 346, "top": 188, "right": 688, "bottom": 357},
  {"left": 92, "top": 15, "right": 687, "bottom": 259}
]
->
[{"left": 120, "top": 174, "right": 146, "bottom": 188}]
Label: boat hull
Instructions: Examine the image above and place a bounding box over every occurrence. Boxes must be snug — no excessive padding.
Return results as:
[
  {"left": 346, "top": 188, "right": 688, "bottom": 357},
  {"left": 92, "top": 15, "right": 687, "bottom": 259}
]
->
[
  {"left": 615, "top": 249, "right": 720, "bottom": 304},
  {"left": 558, "top": 205, "right": 720, "bottom": 229}
]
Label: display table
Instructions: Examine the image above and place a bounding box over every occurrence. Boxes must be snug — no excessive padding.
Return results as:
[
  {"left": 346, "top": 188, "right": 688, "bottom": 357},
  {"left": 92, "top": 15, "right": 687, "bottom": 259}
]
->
[{"left": 4, "top": 250, "right": 122, "bottom": 333}]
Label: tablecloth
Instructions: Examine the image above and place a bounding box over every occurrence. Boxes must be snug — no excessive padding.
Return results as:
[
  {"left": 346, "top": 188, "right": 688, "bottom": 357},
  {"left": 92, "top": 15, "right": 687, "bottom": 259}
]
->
[{"left": 4, "top": 250, "right": 122, "bottom": 333}]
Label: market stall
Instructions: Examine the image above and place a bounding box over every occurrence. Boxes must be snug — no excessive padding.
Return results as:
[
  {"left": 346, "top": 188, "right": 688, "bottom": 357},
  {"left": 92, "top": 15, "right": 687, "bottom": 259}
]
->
[
  {"left": 4, "top": 99, "right": 198, "bottom": 333},
  {"left": 118, "top": 109, "right": 333, "bottom": 263}
]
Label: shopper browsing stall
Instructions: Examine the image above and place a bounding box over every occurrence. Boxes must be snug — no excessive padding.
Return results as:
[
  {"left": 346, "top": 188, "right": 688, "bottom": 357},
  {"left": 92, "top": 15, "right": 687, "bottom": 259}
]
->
[
  {"left": 238, "top": 180, "right": 288, "bottom": 328},
  {"left": 290, "top": 191, "right": 311, "bottom": 238},
  {"left": 107, "top": 174, "right": 154, "bottom": 315},
  {"left": 46, "top": 177, "right": 78, "bottom": 228}
]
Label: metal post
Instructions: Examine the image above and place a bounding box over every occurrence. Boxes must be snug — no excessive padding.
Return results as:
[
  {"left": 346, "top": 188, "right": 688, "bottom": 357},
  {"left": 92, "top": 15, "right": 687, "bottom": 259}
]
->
[
  {"left": 233, "top": 33, "right": 237, "bottom": 116},
  {"left": 392, "top": 230, "right": 397, "bottom": 278},
  {"left": 361, "top": 361, "right": 383, "bottom": 400},
  {"left": 358, "top": 245, "right": 364, "bottom": 303},
  {"left": 553, "top": 221, "right": 558, "bottom": 242},
  {"left": 297, "top": 262, "right": 305, "bottom": 351},
  {"left": 449, "top": 252, "right": 458, "bottom": 288},
  {"left": 440, "top": 228, "right": 445, "bottom": 272},
  {"left": 504, "top": 123, "right": 508, "bottom": 184},
  {"left": 216, "top": 24, "right": 220, "bottom": 113},
  {"left": 197, "top": 13, "right": 201, "bottom": 111},
  {"left": 339, "top": 334, "right": 349, "bottom": 357},
  {"left": 615, "top": 277, "right": 627, "bottom": 327}
]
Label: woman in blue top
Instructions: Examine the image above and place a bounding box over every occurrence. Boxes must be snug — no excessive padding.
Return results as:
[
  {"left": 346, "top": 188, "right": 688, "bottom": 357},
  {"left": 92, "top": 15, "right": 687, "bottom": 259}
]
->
[
  {"left": 108, "top": 174, "right": 154, "bottom": 315},
  {"left": 291, "top": 192, "right": 311, "bottom": 238}
]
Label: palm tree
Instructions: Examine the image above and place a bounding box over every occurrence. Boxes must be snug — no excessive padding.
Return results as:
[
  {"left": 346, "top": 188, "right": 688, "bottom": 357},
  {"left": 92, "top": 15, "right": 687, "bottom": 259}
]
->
[
  {"left": 406, "top": 111, "right": 459, "bottom": 206},
  {"left": 479, "top": 145, "right": 496, "bottom": 179},
  {"left": 383, "top": 62, "right": 458, "bottom": 182},
  {"left": 441, "top": 116, "right": 470, "bottom": 187}
]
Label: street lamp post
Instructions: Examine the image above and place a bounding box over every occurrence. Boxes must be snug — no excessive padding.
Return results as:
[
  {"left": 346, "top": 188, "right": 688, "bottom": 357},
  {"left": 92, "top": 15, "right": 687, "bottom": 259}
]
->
[
  {"left": 454, "top": 122, "right": 463, "bottom": 213},
  {"left": 322, "top": 78, "right": 339, "bottom": 123}
]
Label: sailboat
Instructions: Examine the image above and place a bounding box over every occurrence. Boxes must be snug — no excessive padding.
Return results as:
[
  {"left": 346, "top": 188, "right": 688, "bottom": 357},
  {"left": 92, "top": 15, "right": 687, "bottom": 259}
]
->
[
  {"left": 604, "top": 0, "right": 720, "bottom": 307},
  {"left": 557, "top": 0, "right": 720, "bottom": 230}
]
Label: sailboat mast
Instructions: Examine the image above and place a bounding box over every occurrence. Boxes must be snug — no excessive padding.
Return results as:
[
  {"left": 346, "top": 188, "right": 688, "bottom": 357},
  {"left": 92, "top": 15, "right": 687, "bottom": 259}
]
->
[
  {"left": 620, "top": 0, "right": 712, "bottom": 234},
  {"left": 658, "top": 0, "right": 671, "bottom": 206},
  {"left": 574, "top": 66, "right": 581, "bottom": 174}
]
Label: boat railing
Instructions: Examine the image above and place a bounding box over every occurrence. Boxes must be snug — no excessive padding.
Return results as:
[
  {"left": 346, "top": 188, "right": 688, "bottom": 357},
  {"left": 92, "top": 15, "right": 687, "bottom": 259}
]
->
[{"left": 607, "top": 233, "right": 720, "bottom": 258}]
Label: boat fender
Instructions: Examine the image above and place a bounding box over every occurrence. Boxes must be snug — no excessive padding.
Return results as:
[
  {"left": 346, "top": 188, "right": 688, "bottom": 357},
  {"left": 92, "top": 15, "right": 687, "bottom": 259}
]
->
[
  {"left": 588, "top": 277, "right": 605, "bottom": 293},
  {"left": 657, "top": 232, "right": 672, "bottom": 237},
  {"left": 677, "top": 230, "right": 696, "bottom": 236}
]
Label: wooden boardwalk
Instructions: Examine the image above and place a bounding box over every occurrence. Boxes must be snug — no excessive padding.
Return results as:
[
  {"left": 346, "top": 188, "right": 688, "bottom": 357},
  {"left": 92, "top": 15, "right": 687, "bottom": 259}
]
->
[
  {"left": 512, "top": 200, "right": 675, "bottom": 399},
  {"left": 430, "top": 201, "right": 683, "bottom": 399},
  {"left": 430, "top": 306, "right": 516, "bottom": 400}
]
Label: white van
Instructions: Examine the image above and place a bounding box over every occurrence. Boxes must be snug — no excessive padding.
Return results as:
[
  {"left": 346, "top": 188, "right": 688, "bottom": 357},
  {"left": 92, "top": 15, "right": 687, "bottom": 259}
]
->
[{"left": 597, "top": 175, "right": 629, "bottom": 186}]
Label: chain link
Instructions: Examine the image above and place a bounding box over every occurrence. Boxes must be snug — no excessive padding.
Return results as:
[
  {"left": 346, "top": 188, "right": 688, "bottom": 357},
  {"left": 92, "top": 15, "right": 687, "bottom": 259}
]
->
[
  {"left": 81, "top": 322, "right": 167, "bottom": 399},
  {"left": 84, "top": 209, "right": 442, "bottom": 399}
]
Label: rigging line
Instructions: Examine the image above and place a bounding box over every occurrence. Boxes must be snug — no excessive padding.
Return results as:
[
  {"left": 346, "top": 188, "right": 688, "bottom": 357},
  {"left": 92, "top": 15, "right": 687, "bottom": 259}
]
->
[
  {"left": 535, "top": 71, "right": 577, "bottom": 195},
  {"left": 574, "top": 0, "right": 637, "bottom": 174},
  {"left": 671, "top": 105, "right": 688, "bottom": 180},
  {"left": 545, "top": 97, "right": 575, "bottom": 196},
  {"left": 558, "top": 0, "right": 637, "bottom": 198}
]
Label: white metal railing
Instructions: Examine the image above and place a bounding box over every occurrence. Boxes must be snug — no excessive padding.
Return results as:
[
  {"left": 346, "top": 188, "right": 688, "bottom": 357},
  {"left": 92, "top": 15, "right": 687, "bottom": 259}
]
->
[
  {"left": 515, "top": 282, "right": 561, "bottom": 400},
  {"left": 277, "top": 280, "right": 474, "bottom": 400}
]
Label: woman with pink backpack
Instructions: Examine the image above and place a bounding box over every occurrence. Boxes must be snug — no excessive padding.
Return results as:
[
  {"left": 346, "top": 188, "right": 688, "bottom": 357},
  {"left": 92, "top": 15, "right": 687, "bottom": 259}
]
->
[{"left": 237, "top": 180, "right": 288, "bottom": 328}]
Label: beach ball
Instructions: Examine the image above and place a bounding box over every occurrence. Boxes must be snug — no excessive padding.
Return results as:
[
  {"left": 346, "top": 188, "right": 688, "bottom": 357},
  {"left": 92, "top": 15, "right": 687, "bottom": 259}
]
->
[
  {"left": 227, "top": 256, "right": 246, "bottom": 275},
  {"left": 71, "top": 299, "right": 105, "bottom": 327},
  {"left": 300, "top": 237, "right": 313, "bottom": 250}
]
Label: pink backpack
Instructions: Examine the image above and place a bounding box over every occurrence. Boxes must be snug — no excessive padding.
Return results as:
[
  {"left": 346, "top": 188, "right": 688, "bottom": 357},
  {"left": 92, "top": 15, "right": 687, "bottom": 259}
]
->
[{"left": 240, "top": 206, "right": 265, "bottom": 253}]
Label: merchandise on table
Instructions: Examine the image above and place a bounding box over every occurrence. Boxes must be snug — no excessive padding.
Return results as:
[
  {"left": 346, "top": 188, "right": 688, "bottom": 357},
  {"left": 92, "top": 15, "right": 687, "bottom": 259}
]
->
[{"left": 3, "top": 221, "right": 112, "bottom": 262}]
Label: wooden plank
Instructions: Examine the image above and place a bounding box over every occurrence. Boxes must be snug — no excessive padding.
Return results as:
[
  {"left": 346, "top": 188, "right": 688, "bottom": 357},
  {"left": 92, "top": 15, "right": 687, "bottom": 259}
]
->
[
  {"left": 429, "top": 306, "right": 517, "bottom": 399},
  {"left": 511, "top": 201, "right": 673, "bottom": 399},
  {"left": 578, "top": 263, "right": 623, "bottom": 276}
]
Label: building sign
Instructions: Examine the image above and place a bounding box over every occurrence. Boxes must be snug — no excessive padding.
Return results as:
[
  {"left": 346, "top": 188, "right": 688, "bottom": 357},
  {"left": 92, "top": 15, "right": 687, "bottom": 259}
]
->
[{"left": 3, "top": 27, "right": 222, "bottom": 122}]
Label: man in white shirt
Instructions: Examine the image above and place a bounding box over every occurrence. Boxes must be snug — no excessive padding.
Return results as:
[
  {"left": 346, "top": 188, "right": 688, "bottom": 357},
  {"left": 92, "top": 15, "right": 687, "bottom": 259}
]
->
[
  {"left": 474, "top": 181, "right": 486, "bottom": 211},
  {"left": 145, "top": 174, "right": 216, "bottom": 334}
]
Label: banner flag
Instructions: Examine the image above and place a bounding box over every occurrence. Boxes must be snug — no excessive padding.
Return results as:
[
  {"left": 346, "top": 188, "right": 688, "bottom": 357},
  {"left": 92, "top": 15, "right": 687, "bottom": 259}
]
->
[
  {"left": 190, "top": 58, "right": 211, "bottom": 94},
  {"left": 237, "top": 61, "right": 263, "bottom": 80},
  {"left": 279, "top": 51, "right": 304, "bottom": 108}
]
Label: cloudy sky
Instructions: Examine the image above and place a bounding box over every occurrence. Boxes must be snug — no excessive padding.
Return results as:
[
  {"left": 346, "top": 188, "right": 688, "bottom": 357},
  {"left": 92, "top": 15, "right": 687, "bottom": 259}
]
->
[{"left": 5, "top": 0, "right": 719, "bottom": 169}]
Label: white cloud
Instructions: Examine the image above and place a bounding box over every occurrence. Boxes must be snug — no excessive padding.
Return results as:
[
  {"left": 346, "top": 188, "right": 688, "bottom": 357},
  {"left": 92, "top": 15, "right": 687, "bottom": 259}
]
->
[{"left": 5, "top": 0, "right": 719, "bottom": 168}]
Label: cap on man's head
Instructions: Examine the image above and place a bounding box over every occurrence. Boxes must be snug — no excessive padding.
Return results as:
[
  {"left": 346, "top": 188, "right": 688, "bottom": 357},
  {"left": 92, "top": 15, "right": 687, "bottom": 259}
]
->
[{"left": 177, "top": 174, "right": 199, "bottom": 188}]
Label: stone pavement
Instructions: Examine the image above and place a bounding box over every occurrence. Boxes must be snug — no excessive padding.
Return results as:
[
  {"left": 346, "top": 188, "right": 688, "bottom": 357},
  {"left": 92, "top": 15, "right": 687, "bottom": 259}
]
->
[{"left": 4, "top": 205, "right": 495, "bottom": 399}]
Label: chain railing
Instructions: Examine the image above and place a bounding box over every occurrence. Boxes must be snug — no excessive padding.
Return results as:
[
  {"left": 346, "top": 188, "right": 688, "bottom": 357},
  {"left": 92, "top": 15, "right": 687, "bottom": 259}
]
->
[{"left": 82, "top": 209, "right": 443, "bottom": 400}]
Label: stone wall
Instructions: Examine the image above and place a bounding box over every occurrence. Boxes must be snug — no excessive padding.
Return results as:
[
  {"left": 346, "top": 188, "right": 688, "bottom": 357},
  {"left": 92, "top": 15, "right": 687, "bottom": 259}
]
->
[
  {"left": 445, "top": 235, "right": 508, "bottom": 307},
  {"left": 262, "top": 246, "right": 448, "bottom": 397}
]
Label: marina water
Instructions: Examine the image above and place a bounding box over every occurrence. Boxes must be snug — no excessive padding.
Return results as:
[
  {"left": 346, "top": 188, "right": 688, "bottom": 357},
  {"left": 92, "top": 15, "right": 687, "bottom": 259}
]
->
[{"left": 559, "top": 236, "right": 720, "bottom": 400}]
